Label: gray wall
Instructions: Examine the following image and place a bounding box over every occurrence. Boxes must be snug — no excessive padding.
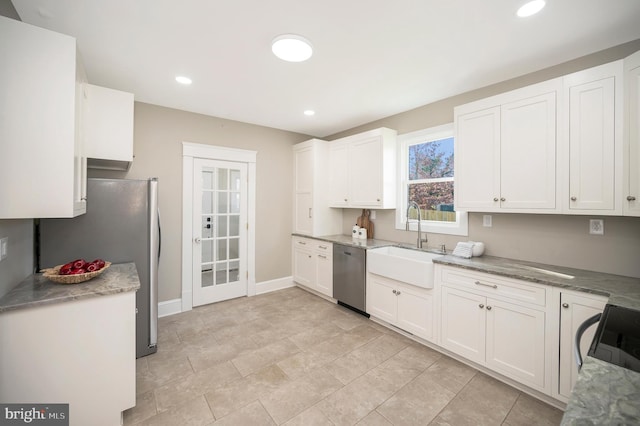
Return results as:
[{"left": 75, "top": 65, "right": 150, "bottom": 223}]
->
[
  {"left": 0, "top": 0, "right": 34, "bottom": 299},
  {"left": 334, "top": 39, "right": 640, "bottom": 278},
  {"left": 89, "top": 102, "right": 309, "bottom": 302}
]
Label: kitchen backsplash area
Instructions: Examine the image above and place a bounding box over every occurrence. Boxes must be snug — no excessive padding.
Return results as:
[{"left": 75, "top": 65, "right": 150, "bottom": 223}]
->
[
  {"left": 341, "top": 209, "right": 640, "bottom": 278},
  {"left": 0, "top": 219, "right": 33, "bottom": 298}
]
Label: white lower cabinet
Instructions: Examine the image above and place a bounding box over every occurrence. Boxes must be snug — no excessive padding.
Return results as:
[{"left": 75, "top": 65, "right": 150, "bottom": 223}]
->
[
  {"left": 437, "top": 265, "right": 550, "bottom": 393},
  {"left": 367, "top": 273, "right": 434, "bottom": 341},
  {"left": 555, "top": 290, "right": 607, "bottom": 402},
  {"left": 292, "top": 237, "right": 333, "bottom": 298}
]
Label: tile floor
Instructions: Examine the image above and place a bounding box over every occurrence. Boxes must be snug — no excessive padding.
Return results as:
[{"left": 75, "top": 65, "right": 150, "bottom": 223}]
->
[{"left": 124, "top": 286, "right": 564, "bottom": 425}]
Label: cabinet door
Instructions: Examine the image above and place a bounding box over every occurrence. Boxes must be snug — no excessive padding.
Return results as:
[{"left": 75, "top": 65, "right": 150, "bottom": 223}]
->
[
  {"left": 558, "top": 292, "right": 606, "bottom": 400},
  {"left": 366, "top": 274, "right": 397, "bottom": 324},
  {"left": 329, "top": 142, "right": 349, "bottom": 207},
  {"left": 501, "top": 92, "right": 557, "bottom": 210},
  {"left": 294, "top": 146, "right": 314, "bottom": 193},
  {"left": 625, "top": 50, "right": 640, "bottom": 216},
  {"left": 294, "top": 193, "right": 313, "bottom": 235},
  {"left": 566, "top": 65, "right": 620, "bottom": 213},
  {"left": 440, "top": 286, "right": 486, "bottom": 364},
  {"left": 485, "top": 298, "right": 546, "bottom": 390},
  {"left": 293, "top": 146, "right": 314, "bottom": 235},
  {"left": 349, "top": 136, "right": 383, "bottom": 207},
  {"left": 396, "top": 284, "right": 433, "bottom": 341},
  {"left": 292, "top": 242, "right": 314, "bottom": 287},
  {"left": 454, "top": 106, "right": 501, "bottom": 211},
  {"left": 315, "top": 253, "right": 333, "bottom": 297}
]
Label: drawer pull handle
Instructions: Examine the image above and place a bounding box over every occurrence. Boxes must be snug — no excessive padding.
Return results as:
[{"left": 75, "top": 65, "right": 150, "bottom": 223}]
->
[
  {"left": 318, "top": 255, "right": 327, "bottom": 259},
  {"left": 318, "top": 245, "right": 327, "bottom": 249},
  {"left": 298, "top": 241, "right": 306, "bottom": 245},
  {"left": 475, "top": 280, "right": 497, "bottom": 289}
]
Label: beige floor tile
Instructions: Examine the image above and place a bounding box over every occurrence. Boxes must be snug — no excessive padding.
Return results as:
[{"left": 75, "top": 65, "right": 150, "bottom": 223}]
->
[
  {"left": 123, "top": 390, "right": 156, "bottom": 425},
  {"left": 232, "top": 338, "right": 301, "bottom": 376},
  {"left": 366, "top": 346, "right": 440, "bottom": 391},
  {"left": 432, "top": 373, "right": 519, "bottom": 425},
  {"left": 317, "top": 372, "right": 398, "bottom": 425},
  {"left": 356, "top": 410, "right": 393, "bottom": 426},
  {"left": 210, "top": 400, "right": 276, "bottom": 426},
  {"left": 154, "top": 361, "right": 242, "bottom": 412},
  {"left": 503, "top": 393, "right": 564, "bottom": 426},
  {"left": 205, "top": 365, "right": 290, "bottom": 419},
  {"left": 137, "top": 348, "right": 194, "bottom": 394},
  {"left": 187, "top": 339, "right": 258, "bottom": 373},
  {"left": 376, "top": 370, "right": 457, "bottom": 425},
  {"left": 420, "top": 355, "right": 477, "bottom": 394},
  {"left": 260, "top": 367, "right": 343, "bottom": 424},
  {"left": 282, "top": 405, "right": 335, "bottom": 426},
  {"left": 288, "top": 322, "right": 344, "bottom": 350},
  {"left": 138, "top": 395, "right": 213, "bottom": 426},
  {"left": 277, "top": 350, "right": 335, "bottom": 379}
]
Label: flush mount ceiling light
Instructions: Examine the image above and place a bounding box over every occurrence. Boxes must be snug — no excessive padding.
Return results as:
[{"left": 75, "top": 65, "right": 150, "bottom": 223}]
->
[
  {"left": 303, "top": 110, "right": 315, "bottom": 116},
  {"left": 272, "top": 34, "right": 313, "bottom": 62},
  {"left": 175, "top": 75, "right": 192, "bottom": 85},
  {"left": 517, "top": 0, "right": 546, "bottom": 17}
]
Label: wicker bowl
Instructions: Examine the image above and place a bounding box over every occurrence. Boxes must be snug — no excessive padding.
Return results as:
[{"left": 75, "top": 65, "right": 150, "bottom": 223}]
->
[{"left": 42, "top": 261, "right": 112, "bottom": 284}]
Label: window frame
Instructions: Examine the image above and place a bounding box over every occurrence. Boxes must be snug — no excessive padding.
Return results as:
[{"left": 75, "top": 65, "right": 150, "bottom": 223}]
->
[{"left": 395, "top": 123, "right": 468, "bottom": 236}]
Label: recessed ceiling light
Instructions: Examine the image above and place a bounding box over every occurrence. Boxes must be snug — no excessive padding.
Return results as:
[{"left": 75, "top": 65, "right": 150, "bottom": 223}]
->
[
  {"left": 517, "top": 0, "right": 546, "bottom": 17},
  {"left": 304, "top": 110, "right": 315, "bottom": 116},
  {"left": 175, "top": 76, "right": 192, "bottom": 85},
  {"left": 272, "top": 35, "right": 313, "bottom": 62}
]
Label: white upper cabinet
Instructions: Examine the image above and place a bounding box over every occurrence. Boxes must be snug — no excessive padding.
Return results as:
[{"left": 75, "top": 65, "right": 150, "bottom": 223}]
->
[
  {"left": 292, "top": 139, "right": 342, "bottom": 236},
  {"left": 0, "top": 17, "right": 87, "bottom": 218},
  {"left": 455, "top": 79, "right": 560, "bottom": 213},
  {"left": 329, "top": 128, "right": 397, "bottom": 209},
  {"left": 84, "top": 84, "right": 135, "bottom": 171},
  {"left": 624, "top": 50, "right": 640, "bottom": 216},
  {"left": 563, "top": 61, "right": 623, "bottom": 215}
]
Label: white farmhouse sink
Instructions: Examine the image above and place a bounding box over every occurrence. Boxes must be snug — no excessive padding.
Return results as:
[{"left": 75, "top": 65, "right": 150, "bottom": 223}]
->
[{"left": 367, "top": 246, "right": 441, "bottom": 289}]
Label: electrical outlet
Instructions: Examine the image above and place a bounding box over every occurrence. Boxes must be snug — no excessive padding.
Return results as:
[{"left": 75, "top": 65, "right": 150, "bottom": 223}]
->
[
  {"left": 483, "top": 215, "right": 492, "bottom": 227},
  {"left": 589, "top": 219, "right": 604, "bottom": 235},
  {"left": 0, "top": 237, "right": 7, "bottom": 261},
  {"left": 370, "top": 210, "right": 376, "bottom": 220}
]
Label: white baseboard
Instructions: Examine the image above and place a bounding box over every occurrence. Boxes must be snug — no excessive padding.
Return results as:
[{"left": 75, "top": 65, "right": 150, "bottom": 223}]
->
[
  {"left": 256, "top": 276, "right": 295, "bottom": 295},
  {"left": 158, "top": 298, "right": 182, "bottom": 318},
  {"left": 158, "top": 277, "right": 294, "bottom": 317}
]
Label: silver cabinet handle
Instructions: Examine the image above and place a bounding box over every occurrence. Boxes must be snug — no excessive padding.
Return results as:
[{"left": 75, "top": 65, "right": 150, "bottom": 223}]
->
[
  {"left": 396, "top": 291, "right": 401, "bottom": 296},
  {"left": 308, "top": 208, "right": 312, "bottom": 218},
  {"left": 500, "top": 197, "right": 506, "bottom": 202},
  {"left": 628, "top": 196, "right": 637, "bottom": 201},
  {"left": 377, "top": 198, "right": 381, "bottom": 202},
  {"left": 479, "top": 304, "right": 485, "bottom": 309},
  {"left": 486, "top": 306, "right": 492, "bottom": 311},
  {"left": 344, "top": 198, "right": 348, "bottom": 202},
  {"left": 194, "top": 237, "right": 201, "bottom": 243},
  {"left": 298, "top": 241, "right": 306, "bottom": 245},
  {"left": 571, "top": 196, "right": 577, "bottom": 201},
  {"left": 475, "top": 280, "right": 497, "bottom": 289},
  {"left": 493, "top": 197, "right": 499, "bottom": 202},
  {"left": 392, "top": 289, "right": 397, "bottom": 294},
  {"left": 318, "top": 255, "right": 327, "bottom": 259},
  {"left": 562, "top": 303, "right": 569, "bottom": 308},
  {"left": 318, "top": 245, "right": 328, "bottom": 250}
]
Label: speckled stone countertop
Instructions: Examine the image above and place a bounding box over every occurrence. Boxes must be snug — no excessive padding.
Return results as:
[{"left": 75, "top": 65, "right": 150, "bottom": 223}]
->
[
  {"left": 561, "top": 357, "right": 640, "bottom": 425},
  {"left": 0, "top": 262, "right": 140, "bottom": 313}
]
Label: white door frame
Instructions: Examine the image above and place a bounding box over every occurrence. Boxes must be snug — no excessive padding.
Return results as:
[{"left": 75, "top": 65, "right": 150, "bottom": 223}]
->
[{"left": 182, "top": 142, "right": 257, "bottom": 312}]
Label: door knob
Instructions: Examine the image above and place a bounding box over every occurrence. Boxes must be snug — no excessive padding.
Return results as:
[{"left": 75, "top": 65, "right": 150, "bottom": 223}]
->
[{"left": 194, "top": 237, "right": 201, "bottom": 244}]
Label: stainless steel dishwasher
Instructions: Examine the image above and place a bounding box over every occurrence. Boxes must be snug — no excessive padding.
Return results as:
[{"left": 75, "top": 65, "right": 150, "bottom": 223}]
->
[{"left": 333, "top": 244, "right": 369, "bottom": 316}]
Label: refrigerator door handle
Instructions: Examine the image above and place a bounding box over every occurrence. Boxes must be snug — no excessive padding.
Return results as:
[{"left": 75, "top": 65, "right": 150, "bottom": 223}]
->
[{"left": 148, "top": 178, "right": 159, "bottom": 348}]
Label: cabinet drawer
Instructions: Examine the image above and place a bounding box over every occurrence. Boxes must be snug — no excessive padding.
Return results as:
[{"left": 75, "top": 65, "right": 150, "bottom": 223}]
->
[
  {"left": 440, "top": 266, "right": 546, "bottom": 307},
  {"left": 293, "top": 236, "right": 313, "bottom": 248},
  {"left": 314, "top": 241, "right": 333, "bottom": 254}
]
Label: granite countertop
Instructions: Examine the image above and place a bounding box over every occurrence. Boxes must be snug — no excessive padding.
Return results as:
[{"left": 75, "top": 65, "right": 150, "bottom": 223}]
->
[{"left": 0, "top": 262, "right": 140, "bottom": 313}]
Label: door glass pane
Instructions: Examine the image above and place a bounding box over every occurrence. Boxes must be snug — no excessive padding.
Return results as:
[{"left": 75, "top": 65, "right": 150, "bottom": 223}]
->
[
  {"left": 216, "top": 263, "right": 228, "bottom": 285},
  {"left": 216, "top": 216, "right": 228, "bottom": 238},
  {"left": 201, "top": 267, "right": 214, "bottom": 287},
  {"left": 230, "top": 191, "right": 240, "bottom": 213},
  {"left": 202, "top": 239, "right": 214, "bottom": 263},
  {"left": 202, "top": 191, "right": 214, "bottom": 214},
  {"left": 230, "top": 169, "right": 241, "bottom": 190},
  {"left": 217, "top": 192, "right": 229, "bottom": 214},
  {"left": 217, "top": 168, "right": 228, "bottom": 190},
  {"left": 229, "top": 238, "right": 239, "bottom": 260},
  {"left": 217, "top": 239, "right": 228, "bottom": 261},
  {"left": 229, "top": 261, "right": 239, "bottom": 282},
  {"left": 203, "top": 169, "right": 214, "bottom": 190},
  {"left": 230, "top": 215, "right": 240, "bottom": 236}
]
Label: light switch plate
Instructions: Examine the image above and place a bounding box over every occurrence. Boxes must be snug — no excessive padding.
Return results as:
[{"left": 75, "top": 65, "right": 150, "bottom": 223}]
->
[
  {"left": 483, "top": 215, "right": 492, "bottom": 227},
  {"left": 0, "top": 237, "right": 7, "bottom": 261}
]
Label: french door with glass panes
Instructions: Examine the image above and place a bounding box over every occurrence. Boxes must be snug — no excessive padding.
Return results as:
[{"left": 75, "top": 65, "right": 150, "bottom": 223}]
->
[{"left": 192, "top": 159, "right": 247, "bottom": 306}]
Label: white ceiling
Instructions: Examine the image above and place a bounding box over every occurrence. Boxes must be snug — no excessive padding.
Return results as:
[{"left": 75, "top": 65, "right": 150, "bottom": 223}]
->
[{"left": 11, "top": 0, "right": 640, "bottom": 138}]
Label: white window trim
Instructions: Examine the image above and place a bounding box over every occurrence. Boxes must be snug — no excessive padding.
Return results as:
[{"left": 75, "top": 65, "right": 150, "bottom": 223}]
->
[{"left": 395, "top": 124, "right": 468, "bottom": 236}]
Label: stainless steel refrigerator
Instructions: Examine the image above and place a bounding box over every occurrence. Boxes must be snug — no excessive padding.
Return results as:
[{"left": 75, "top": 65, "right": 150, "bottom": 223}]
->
[{"left": 39, "top": 178, "right": 160, "bottom": 358}]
